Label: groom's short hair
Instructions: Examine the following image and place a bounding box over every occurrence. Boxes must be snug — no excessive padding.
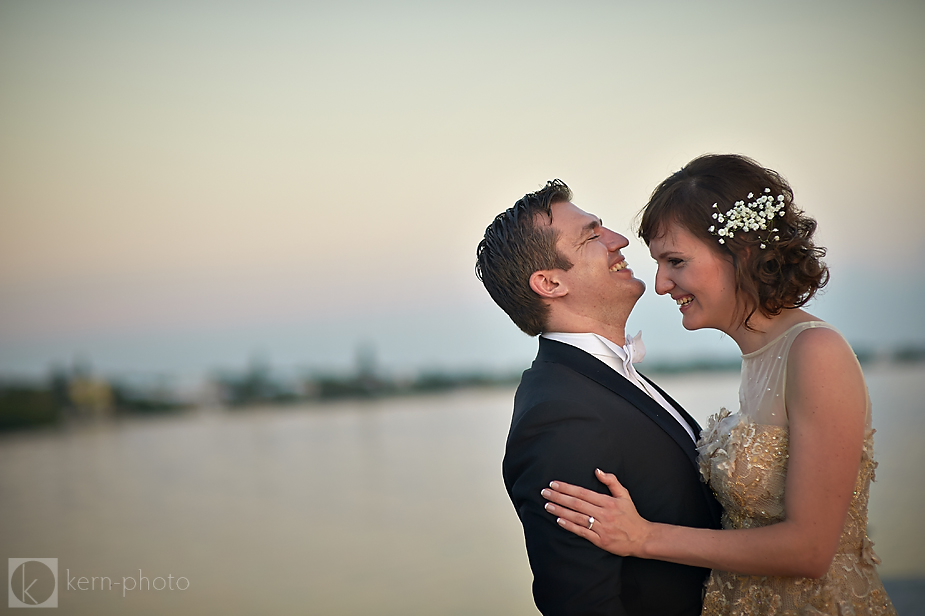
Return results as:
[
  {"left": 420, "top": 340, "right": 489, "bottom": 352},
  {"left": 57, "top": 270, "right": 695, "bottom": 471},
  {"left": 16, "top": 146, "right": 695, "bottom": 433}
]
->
[{"left": 476, "top": 180, "right": 574, "bottom": 336}]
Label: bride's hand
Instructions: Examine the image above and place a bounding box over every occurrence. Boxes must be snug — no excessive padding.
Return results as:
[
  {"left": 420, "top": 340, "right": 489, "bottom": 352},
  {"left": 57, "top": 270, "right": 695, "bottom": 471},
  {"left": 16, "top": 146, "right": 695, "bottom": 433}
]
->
[{"left": 541, "top": 468, "right": 652, "bottom": 558}]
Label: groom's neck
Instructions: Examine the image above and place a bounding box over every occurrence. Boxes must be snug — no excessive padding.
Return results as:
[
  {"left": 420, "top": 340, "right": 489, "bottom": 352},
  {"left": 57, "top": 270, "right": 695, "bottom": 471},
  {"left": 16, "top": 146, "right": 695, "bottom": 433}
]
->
[{"left": 544, "top": 314, "right": 628, "bottom": 347}]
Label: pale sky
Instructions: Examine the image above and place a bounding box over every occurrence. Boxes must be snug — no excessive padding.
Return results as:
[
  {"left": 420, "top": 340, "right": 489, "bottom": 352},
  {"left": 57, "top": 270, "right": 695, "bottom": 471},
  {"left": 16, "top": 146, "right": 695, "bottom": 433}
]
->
[{"left": 1, "top": 0, "right": 923, "bottom": 377}]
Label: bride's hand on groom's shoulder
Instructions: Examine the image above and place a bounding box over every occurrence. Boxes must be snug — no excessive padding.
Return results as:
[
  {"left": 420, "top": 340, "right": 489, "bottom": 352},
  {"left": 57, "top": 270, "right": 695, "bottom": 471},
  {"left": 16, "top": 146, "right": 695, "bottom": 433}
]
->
[{"left": 541, "top": 469, "right": 652, "bottom": 558}]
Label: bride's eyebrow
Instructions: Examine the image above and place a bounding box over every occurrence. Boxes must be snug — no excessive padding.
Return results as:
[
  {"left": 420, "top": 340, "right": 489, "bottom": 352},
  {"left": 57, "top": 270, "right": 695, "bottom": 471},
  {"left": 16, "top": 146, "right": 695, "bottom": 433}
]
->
[{"left": 654, "top": 249, "right": 681, "bottom": 259}]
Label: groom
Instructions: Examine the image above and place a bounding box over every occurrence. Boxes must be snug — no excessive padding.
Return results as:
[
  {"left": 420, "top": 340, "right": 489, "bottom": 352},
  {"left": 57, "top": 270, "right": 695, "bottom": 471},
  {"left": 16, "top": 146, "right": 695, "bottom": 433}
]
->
[{"left": 476, "top": 180, "right": 721, "bottom": 616}]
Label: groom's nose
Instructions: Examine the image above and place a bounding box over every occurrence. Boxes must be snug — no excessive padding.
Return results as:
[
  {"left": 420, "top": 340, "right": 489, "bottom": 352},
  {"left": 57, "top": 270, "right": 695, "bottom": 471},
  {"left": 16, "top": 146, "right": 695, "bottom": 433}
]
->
[{"left": 602, "top": 228, "right": 629, "bottom": 251}]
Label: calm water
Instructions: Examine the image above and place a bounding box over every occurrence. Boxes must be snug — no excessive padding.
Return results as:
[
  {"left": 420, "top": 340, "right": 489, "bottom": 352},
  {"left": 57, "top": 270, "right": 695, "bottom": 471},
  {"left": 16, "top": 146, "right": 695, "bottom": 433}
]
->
[{"left": 2, "top": 364, "right": 923, "bottom": 615}]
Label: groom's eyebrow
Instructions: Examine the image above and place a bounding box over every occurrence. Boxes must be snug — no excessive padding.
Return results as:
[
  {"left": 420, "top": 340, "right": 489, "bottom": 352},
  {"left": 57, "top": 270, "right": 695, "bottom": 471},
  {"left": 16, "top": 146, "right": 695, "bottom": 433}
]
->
[
  {"left": 575, "top": 218, "right": 602, "bottom": 247},
  {"left": 578, "top": 218, "right": 601, "bottom": 240}
]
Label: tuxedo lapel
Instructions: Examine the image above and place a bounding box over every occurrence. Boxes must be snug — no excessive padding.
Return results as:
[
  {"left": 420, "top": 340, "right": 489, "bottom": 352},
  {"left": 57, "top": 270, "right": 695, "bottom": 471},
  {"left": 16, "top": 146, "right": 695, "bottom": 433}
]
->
[
  {"left": 638, "top": 368, "right": 725, "bottom": 523},
  {"left": 537, "top": 338, "right": 701, "bottom": 470},
  {"left": 639, "top": 373, "right": 703, "bottom": 437}
]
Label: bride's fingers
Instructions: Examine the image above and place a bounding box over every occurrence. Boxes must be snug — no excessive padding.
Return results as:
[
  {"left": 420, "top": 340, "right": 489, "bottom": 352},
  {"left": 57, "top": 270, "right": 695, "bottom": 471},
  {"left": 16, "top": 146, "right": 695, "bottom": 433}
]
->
[
  {"left": 542, "top": 498, "right": 599, "bottom": 522},
  {"left": 545, "top": 480, "right": 614, "bottom": 508},
  {"left": 541, "top": 487, "right": 598, "bottom": 517},
  {"left": 545, "top": 500, "right": 599, "bottom": 534},
  {"left": 595, "top": 468, "right": 630, "bottom": 499},
  {"left": 555, "top": 515, "right": 603, "bottom": 548}
]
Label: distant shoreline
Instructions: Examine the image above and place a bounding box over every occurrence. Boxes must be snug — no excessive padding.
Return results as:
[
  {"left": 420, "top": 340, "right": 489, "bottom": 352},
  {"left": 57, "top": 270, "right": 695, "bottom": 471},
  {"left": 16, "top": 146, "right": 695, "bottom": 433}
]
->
[{"left": 2, "top": 347, "right": 923, "bottom": 431}]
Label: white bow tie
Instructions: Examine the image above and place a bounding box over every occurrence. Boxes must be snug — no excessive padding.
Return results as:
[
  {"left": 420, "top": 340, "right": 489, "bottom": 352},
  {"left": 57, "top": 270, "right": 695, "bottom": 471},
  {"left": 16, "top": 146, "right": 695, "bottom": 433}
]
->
[{"left": 621, "top": 331, "right": 646, "bottom": 369}]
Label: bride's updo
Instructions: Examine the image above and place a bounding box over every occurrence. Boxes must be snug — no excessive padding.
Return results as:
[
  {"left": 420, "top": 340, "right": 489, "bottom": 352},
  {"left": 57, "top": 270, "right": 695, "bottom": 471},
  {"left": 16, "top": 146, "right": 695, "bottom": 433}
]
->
[{"left": 638, "top": 154, "right": 829, "bottom": 330}]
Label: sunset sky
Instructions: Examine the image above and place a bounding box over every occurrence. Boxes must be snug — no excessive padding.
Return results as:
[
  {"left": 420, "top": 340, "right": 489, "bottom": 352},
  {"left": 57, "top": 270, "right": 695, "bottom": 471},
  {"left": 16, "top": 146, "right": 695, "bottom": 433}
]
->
[{"left": 1, "top": 0, "right": 923, "bottom": 379}]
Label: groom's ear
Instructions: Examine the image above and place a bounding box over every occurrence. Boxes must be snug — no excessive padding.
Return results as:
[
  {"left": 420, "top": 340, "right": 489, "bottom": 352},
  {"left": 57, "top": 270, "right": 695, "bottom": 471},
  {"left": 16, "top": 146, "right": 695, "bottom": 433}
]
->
[{"left": 529, "top": 270, "right": 568, "bottom": 299}]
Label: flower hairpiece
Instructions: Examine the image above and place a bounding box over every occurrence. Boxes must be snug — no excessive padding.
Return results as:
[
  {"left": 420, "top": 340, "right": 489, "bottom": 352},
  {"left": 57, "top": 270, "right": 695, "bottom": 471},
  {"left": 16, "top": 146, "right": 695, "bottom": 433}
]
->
[{"left": 708, "top": 188, "right": 785, "bottom": 248}]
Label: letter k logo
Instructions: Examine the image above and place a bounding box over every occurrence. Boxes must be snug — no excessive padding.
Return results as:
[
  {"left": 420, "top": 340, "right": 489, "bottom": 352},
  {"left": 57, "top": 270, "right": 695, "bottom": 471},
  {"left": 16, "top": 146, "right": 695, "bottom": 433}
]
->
[{"left": 8, "top": 558, "right": 58, "bottom": 608}]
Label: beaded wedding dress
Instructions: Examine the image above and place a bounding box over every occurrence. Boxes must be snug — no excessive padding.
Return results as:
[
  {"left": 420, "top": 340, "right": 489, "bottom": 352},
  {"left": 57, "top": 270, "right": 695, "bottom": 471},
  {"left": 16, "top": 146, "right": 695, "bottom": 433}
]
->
[{"left": 697, "top": 322, "right": 896, "bottom": 615}]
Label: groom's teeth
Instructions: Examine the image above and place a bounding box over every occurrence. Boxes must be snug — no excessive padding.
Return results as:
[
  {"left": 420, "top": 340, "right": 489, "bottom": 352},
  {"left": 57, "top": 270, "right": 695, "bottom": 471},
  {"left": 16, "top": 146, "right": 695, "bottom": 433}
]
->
[
  {"left": 610, "top": 261, "right": 627, "bottom": 272},
  {"left": 676, "top": 296, "right": 694, "bottom": 306}
]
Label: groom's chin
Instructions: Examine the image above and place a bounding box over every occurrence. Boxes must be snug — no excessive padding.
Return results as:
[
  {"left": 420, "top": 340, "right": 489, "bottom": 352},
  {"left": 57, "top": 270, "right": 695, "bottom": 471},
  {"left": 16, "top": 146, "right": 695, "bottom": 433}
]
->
[{"left": 631, "top": 277, "right": 646, "bottom": 299}]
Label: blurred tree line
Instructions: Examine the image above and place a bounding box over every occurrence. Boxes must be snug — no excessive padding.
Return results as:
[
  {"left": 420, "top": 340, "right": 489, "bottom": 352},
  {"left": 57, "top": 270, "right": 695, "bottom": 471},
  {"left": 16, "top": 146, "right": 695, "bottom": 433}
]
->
[
  {"left": 0, "top": 361, "right": 187, "bottom": 431},
  {"left": 4, "top": 343, "right": 923, "bottom": 431}
]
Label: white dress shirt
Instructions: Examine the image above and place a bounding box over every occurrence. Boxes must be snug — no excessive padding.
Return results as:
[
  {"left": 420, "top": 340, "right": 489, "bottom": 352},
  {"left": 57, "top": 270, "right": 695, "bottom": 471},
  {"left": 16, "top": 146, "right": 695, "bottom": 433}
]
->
[{"left": 541, "top": 331, "right": 696, "bottom": 442}]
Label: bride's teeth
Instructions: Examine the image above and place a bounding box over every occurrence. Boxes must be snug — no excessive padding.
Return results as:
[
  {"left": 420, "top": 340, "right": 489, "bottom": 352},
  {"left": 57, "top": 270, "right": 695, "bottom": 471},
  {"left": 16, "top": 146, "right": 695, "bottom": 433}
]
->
[{"left": 676, "top": 296, "right": 694, "bottom": 306}]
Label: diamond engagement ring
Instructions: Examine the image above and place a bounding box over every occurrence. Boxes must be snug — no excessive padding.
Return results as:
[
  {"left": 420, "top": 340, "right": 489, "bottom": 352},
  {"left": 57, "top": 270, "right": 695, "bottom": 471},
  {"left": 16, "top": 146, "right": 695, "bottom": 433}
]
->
[{"left": 588, "top": 516, "right": 595, "bottom": 531}]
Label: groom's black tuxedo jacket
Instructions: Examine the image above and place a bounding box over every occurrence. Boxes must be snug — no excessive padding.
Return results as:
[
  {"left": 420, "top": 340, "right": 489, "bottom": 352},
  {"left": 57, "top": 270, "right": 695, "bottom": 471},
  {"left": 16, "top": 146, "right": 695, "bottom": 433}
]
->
[{"left": 503, "top": 337, "right": 722, "bottom": 616}]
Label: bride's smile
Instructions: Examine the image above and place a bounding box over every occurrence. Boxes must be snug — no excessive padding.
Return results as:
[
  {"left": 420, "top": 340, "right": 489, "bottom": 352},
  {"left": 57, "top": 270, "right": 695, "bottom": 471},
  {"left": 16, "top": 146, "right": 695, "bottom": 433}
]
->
[{"left": 647, "top": 223, "right": 738, "bottom": 334}]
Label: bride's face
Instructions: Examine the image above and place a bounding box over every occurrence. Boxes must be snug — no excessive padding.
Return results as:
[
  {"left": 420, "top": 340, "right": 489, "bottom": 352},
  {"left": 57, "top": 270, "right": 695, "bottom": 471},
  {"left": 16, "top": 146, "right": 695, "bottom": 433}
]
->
[{"left": 648, "top": 221, "right": 739, "bottom": 333}]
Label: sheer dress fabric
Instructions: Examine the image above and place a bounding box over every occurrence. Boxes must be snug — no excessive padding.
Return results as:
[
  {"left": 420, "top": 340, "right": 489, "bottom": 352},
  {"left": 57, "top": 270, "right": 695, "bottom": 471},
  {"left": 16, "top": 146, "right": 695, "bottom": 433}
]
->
[{"left": 697, "top": 322, "right": 896, "bottom": 615}]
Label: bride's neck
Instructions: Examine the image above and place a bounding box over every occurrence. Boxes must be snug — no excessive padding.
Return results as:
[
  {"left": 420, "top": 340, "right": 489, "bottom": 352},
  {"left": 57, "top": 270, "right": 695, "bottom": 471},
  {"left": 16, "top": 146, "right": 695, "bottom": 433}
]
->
[{"left": 727, "top": 308, "right": 814, "bottom": 355}]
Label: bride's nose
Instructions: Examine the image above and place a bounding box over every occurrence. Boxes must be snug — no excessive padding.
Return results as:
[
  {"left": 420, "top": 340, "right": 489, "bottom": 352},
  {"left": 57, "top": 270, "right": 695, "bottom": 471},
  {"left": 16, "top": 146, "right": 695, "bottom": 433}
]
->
[{"left": 654, "top": 265, "right": 673, "bottom": 295}]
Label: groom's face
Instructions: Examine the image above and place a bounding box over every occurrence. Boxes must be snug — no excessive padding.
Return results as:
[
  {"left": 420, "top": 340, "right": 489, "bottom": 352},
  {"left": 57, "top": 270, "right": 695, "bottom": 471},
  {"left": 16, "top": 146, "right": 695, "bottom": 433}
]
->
[{"left": 546, "top": 201, "right": 645, "bottom": 318}]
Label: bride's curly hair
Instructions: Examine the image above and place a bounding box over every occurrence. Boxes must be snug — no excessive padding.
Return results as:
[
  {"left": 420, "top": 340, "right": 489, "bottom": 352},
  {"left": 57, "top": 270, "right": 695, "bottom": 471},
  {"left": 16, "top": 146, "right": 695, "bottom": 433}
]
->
[{"left": 638, "top": 154, "right": 829, "bottom": 331}]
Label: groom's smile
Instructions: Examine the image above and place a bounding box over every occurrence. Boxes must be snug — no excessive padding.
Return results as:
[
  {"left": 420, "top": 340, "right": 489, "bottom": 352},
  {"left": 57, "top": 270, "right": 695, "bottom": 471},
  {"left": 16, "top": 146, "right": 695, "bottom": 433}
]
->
[{"left": 539, "top": 200, "right": 646, "bottom": 339}]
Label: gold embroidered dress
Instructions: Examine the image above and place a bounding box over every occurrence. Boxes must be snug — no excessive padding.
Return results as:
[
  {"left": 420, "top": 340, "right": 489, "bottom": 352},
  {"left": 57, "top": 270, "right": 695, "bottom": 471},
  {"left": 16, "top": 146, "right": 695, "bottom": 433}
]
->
[{"left": 697, "top": 322, "right": 896, "bottom": 615}]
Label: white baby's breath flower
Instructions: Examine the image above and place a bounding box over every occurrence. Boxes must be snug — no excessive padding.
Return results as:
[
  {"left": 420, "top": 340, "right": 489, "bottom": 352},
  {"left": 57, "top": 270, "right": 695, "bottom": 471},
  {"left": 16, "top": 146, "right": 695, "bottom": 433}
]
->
[{"left": 708, "top": 189, "right": 786, "bottom": 249}]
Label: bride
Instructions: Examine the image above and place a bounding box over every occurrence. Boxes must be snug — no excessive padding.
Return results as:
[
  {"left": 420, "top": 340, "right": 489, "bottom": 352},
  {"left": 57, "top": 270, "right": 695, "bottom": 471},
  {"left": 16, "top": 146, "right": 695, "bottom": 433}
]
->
[{"left": 542, "top": 154, "right": 896, "bottom": 614}]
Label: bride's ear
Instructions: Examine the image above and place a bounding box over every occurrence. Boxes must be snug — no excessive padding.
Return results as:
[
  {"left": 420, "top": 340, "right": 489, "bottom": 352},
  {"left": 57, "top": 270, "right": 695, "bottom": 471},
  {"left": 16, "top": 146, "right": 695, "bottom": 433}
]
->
[{"left": 529, "top": 270, "right": 567, "bottom": 299}]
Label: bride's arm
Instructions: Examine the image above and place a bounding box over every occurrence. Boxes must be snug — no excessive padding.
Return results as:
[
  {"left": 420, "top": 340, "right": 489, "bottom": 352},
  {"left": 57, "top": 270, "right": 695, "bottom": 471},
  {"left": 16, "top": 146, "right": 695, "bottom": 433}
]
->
[{"left": 543, "top": 328, "right": 867, "bottom": 578}]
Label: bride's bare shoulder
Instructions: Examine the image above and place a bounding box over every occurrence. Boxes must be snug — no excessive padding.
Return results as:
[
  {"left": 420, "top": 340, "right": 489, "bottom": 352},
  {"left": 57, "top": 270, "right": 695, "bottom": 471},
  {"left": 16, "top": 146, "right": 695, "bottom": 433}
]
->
[{"left": 786, "top": 324, "right": 866, "bottom": 418}]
